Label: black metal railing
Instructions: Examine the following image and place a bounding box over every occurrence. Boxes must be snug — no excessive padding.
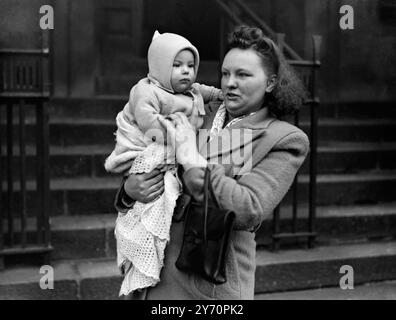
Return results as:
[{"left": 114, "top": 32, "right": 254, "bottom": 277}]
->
[
  {"left": 0, "top": 49, "right": 52, "bottom": 270},
  {"left": 271, "top": 34, "right": 321, "bottom": 250},
  {"left": 215, "top": 0, "right": 321, "bottom": 250}
]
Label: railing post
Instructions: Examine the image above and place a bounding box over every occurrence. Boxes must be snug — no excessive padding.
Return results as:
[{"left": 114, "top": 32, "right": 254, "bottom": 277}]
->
[
  {"left": 219, "top": 13, "right": 226, "bottom": 86},
  {"left": 272, "top": 206, "right": 280, "bottom": 251},
  {"left": 36, "top": 99, "right": 50, "bottom": 248},
  {"left": 19, "top": 99, "right": 27, "bottom": 247},
  {"left": 41, "top": 100, "right": 50, "bottom": 248},
  {"left": 292, "top": 111, "right": 300, "bottom": 233},
  {"left": 6, "top": 102, "right": 14, "bottom": 246},
  {"left": 36, "top": 101, "right": 43, "bottom": 244},
  {"left": 0, "top": 103, "right": 4, "bottom": 270},
  {"left": 308, "top": 35, "right": 322, "bottom": 249}
]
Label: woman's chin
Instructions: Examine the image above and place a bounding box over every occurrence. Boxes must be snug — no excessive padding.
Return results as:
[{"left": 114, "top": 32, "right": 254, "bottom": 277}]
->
[{"left": 225, "top": 102, "right": 242, "bottom": 115}]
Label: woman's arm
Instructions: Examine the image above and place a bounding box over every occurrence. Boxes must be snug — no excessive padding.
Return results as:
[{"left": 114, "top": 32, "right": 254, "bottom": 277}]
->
[
  {"left": 183, "top": 131, "right": 309, "bottom": 231},
  {"left": 158, "top": 112, "right": 309, "bottom": 231}
]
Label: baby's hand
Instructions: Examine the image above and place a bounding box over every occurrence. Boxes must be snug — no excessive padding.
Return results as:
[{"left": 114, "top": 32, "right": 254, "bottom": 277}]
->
[{"left": 218, "top": 90, "right": 224, "bottom": 100}]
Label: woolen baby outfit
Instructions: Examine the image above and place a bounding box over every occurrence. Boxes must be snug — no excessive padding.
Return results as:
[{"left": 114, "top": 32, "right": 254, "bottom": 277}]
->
[{"left": 104, "top": 31, "right": 222, "bottom": 296}]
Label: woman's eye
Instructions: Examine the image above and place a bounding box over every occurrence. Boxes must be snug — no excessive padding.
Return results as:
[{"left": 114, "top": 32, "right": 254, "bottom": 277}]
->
[{"left": 239, "top": 73, "right": 249, "bottom": 77}]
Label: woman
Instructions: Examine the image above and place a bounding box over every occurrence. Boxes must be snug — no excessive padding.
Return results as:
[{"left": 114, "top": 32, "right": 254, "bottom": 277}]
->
[{"left": 115, "top": 26, "right": 309, "bottom": 300}]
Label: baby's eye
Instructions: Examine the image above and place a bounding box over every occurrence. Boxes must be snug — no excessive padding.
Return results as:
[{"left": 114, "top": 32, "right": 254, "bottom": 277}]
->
[
  {"left": 173, "top": 63, "right": 180, "bottom": 67},
  {"left": 238, "top": 73, "right": 249, "bottom": 78}
]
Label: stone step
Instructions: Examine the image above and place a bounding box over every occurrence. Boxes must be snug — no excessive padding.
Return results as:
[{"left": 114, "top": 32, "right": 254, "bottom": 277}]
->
[
  {"left": 255, "top": 240, "right": 396, "bottom": 293},
  {"left": 299, "top": 101, "right": 396, "bottom": 120},
  {"left": 2, "top": 203, "right": 396, "bottom": 261},
  {"left": 95, "top": 76, "right": 142, "bottom": 96},
  {"left": 255, "top": 280, "right": 396, "bottom": 300},
  {"left": 47, "top": 99, "right": 396, "bottom": 121},
  {"left": 101, "top": 56, "right": 148, "bottom": 77},
  {"left": 1, "top": 145, "right": 113, "bottom": 179},
  {"left": 7, "top": 98, "right": 393, "bottom": 122},
  {"left": 49, "top": 97, "right": 126, "bottom": 120},
  {"left": 101, "top": 58, "right": 220, "bottom": 83},
  {"left": 255, "top": 202, "right": 396, "bottom": 247},
  {"left": 301, "top": 142, "right": 396, "bottom": 174},
  {"left": 2, "top": 172, "right": 396, "bottom": 216},
  {"left": 96, "top": 59, "right": 220, "bottom": 95},
  {"left": 1, "top": 215, "right": 116, "bottom": 261},
  {"left": 96, "top": 74, "right": 219, "bottom": 95},
  {"left": 286, "top": 171, "right": 396, "bottom": 206},
  {"left": 0, "top": 98, "right": 126, "bottom": 121},
  {"left": 2, "top": 142, "right": 395, "bottom": 179},
  {"left": 1, "top": 177, "right": 121, "bottom": 216},
  {"left": 306, "top": 119, "right": 396, "bottom": 142},
  {"left": 0, "top": 257, "right": 121, "bottom": 300},
  {"left": 1, "top": 240, "right": 396, "bottom": 299},
  {"left": 2, "top": 117, "right": 395, "bottom": 147},
  {"left": 3, "top": 98, "right": 395, "bottom": 125}
]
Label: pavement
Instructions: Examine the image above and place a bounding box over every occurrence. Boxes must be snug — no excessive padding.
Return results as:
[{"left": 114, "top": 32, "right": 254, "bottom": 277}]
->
[{"left": 255, "top": 280, "right": 396, "bottom": 300}]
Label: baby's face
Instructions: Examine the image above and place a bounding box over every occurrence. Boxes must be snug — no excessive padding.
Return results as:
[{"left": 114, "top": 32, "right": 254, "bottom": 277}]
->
[{"left": 171, "top": 49, "right": 196, "bottom": 93}]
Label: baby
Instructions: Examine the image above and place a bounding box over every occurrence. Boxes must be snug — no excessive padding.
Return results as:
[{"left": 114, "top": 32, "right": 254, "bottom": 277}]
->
[{"left": 104, "top": 31, "right": 223, "bottom": 296}]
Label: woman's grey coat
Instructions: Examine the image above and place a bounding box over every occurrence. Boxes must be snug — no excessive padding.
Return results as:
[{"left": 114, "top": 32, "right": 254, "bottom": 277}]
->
[{"left": 117, "top": 102, "right": 309, "bottom": 300}]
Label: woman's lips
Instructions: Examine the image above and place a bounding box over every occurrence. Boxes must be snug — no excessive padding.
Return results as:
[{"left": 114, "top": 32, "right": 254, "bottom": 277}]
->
[{"left": 226, "top": 92, "right": 239, "bottom": 100}]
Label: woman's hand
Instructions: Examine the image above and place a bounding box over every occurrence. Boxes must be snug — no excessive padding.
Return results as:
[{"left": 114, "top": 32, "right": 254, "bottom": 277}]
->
[
  {"left": 158, "top": 112, "right": 207, "bottom": 171},
  {"left": 124, "top": 169, "right": 165, "bottom": 203}
]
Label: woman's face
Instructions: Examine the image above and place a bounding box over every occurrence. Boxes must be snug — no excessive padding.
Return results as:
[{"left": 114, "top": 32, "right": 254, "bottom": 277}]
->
[{"left": 221, "top": 48, "right": 274, "bottom": 118}]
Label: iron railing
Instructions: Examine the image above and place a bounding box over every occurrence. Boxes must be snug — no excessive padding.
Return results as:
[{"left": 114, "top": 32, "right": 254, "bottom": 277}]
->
[
  {"left": 215, "top": 0, "right": 321, "bottom": 250},
  {"left": 272, "top": 34, "right": 321, "bottom": 250},
  {"left": 0, "top": 48, "right": 52, "bottom": 270}
]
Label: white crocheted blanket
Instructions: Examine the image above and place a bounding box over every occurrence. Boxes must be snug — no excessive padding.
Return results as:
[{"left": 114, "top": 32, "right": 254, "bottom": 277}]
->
[{"left": 104, "top": 110, "right": 181, "bottom": 296}]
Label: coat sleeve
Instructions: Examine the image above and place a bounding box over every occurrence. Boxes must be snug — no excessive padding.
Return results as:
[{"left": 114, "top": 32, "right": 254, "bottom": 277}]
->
[
  {"left": 182, "top": 131, "right": 309, "bottom": 231},
  {"left": 114, "top": 178, "right": 136, "bottom": 214},
  {"left": 127, "top": 84, "right": 167, "bottom": 143}
]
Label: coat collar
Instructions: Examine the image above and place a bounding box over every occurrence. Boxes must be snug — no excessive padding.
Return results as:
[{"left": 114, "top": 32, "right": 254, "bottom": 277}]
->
[
  {"left": 228, "top": 105, "right": 276, "bottom": 130},
  {"left": 198, "top": 102, "right": 277, "bottom": 161},
  {"left": 203, "top": 102, "right": 276, "bottom": 130}
]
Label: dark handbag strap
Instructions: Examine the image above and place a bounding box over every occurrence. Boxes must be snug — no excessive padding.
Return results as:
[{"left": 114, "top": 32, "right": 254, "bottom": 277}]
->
[
  {"left": 202, "top": 166, "right": 221, "bottom": 244},
  {"left": 203, "top": 167, "right": 210, "bottom": 244}
]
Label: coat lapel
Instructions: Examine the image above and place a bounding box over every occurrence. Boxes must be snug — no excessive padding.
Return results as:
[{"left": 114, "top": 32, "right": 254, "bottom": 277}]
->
[{"left": 198, "top": 104, "right": 276, "bottom": 162}]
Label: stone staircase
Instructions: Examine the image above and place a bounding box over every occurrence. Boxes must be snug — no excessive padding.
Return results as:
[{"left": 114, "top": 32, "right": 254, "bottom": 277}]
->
[
  {"left": 96, "top": 57, "right": 219, "bottom": 95},
  {"left": 1, "top": 96, "right": 396, "bottom": 299}
]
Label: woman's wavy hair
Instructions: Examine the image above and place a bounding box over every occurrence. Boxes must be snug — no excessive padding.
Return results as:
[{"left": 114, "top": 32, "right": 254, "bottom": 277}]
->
[{"left": 227, "top": 26, "right": 307, "bottom": 118}]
